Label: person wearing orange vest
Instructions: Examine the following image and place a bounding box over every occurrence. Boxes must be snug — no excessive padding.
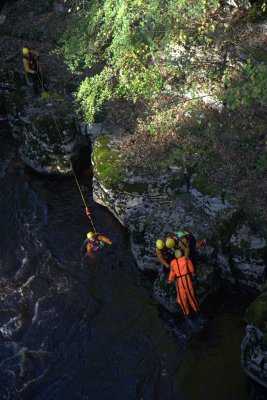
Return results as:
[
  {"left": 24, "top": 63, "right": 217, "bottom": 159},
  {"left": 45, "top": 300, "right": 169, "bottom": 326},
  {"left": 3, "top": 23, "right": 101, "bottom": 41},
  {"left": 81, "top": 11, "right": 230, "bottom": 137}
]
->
[
  {"left": 22, "top": 47, "right": 44, "bottom": 95},
  {"left": 85, "top": 231, "right": 112, "bottom": 259},
  {"left": 168, "top": 249, "right": 200, "bottom": 316}
]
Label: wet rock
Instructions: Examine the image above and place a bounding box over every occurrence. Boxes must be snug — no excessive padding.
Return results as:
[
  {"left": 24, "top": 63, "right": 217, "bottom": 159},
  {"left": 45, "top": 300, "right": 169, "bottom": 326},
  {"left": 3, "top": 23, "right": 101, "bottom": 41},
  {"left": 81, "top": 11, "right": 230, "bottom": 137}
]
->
[
  {"left": 154, "top": 273, "right": 179, "bottom": 313},
  {"left": 241, "top": 292, "right": 267, "bottom": 389},
  {"left": 229, "top": 224, "right": 267, "bottom": 289}
]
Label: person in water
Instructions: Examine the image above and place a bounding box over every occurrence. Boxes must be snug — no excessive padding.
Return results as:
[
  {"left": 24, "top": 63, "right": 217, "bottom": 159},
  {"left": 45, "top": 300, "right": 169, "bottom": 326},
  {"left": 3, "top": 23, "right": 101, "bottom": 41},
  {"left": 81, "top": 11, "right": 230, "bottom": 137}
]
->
[
  {"left": 85, "top": 231, "right": 112, "bottom": 259},
  {"left": 168, "top": 249, "right": 200, "bottom": 316}
]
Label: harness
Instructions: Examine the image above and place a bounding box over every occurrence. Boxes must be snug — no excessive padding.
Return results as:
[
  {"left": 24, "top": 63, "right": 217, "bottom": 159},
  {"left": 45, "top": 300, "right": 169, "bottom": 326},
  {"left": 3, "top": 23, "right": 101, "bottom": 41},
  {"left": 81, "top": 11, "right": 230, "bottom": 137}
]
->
[
  {"left": 87, "top": 235, "right": 105, "bottom": 252},
  {"left": 24, "top": 52, "right": 38, "bottom": 72}
]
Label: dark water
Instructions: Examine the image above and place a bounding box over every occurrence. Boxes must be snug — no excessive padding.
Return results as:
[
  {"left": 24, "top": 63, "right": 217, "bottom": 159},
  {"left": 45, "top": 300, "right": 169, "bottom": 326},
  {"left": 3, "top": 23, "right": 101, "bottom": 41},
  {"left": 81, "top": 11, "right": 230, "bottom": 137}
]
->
[{"left": 0, "top": 120, "right": 266, "bottom": 400}]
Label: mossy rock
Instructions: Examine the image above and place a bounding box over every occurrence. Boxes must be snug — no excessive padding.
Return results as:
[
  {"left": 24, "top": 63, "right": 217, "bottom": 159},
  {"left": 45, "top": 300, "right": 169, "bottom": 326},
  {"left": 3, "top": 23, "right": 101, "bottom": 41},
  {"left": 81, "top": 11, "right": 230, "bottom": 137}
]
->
[
  {"left": 92, "top": 135, "right": 126, "bottom": 190},
  {"left": 210, "top": 207, "right": 244, "bottom": 251},
  {"left": 246, "top": 293, "right": 267, "bottom": 350}
]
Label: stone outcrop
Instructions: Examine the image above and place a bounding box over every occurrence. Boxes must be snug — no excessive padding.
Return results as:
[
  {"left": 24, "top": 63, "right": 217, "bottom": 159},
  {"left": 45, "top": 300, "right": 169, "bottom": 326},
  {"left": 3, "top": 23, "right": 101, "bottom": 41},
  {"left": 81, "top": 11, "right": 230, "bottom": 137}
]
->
[
  {"left": 82, "top": 121, "right": 267, "bottom": 313},
  {"left": 1, "top": 69, "right": 88, "bottom": 174},
  {"left": 89, "top": 122, "right": 266, "bottom": 283}
]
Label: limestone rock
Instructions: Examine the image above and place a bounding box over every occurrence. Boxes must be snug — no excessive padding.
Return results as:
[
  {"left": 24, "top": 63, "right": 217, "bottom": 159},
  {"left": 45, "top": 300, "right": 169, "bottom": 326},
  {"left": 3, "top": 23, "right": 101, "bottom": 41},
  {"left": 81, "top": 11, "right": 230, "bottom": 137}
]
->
[
  {"left": 3, "top": 78, "right": 86, "bottom": 174},
  {"left": 230, "top": 224, "right": 267, "bottom": 289},
  {"left": 241, "top": 292, "right": 267, "bottom": 389}
]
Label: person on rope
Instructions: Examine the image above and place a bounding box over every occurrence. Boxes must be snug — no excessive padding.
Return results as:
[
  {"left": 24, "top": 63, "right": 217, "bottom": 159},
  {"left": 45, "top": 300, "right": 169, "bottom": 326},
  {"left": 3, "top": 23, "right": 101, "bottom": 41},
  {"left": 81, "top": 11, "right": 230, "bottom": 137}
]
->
[
  {"left": 85, "top": 231, "right": 112, "bottom": 259},
  {"left": 168, "top": 249, "right": 200, "bottom": 316},
  {"left": 22, "top": 47, "right": 46, "bottom": 96}
]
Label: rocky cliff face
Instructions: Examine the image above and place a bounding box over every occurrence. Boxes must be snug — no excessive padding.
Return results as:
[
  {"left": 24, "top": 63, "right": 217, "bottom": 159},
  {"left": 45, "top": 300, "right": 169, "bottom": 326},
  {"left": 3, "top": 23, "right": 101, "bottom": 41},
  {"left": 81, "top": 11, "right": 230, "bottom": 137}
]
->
[
  {"left": 1, "top": 69, "right": 88, "bottom": 174},
  {"left": 86, "top": 120, "right": 267, "bottom": 387},
  {"left": 88, "top": 122, "right": 266, "bottom": 285}
]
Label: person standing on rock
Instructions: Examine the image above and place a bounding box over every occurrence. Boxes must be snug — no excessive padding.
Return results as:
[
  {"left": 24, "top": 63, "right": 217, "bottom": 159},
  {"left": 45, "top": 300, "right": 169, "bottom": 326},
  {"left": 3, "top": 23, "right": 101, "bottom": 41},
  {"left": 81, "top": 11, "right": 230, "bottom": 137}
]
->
[
  {"left": 22, "top": 47, "right": 45, "bottom": 96},
  {"left": 168, "top": 249, "right": 200, "bottom": 316}
]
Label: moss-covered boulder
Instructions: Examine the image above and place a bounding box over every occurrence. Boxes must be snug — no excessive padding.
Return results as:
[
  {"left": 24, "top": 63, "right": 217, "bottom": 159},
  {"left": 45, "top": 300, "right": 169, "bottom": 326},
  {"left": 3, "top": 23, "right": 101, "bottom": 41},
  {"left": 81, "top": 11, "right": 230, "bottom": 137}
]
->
[
  {"left": 210, "top": 208, "right": 267, "bottom": 290},
  {"left": 92, "top": 133, "right": 186, "bottom": 225},
  {"left": 241, "top": 292, "right": 267, "bottom": 389},
  {"left": 91, "top": 121, "right": 266, "bottom": 314},
  {"left": 246, "top": 292, "right": 267, "bottom": 350},
  {"left": 229, "top": 224, "right": 267, "bottom": 289},
  {"left": 4, "top": 87, "right": 86, "bottom": 174}
]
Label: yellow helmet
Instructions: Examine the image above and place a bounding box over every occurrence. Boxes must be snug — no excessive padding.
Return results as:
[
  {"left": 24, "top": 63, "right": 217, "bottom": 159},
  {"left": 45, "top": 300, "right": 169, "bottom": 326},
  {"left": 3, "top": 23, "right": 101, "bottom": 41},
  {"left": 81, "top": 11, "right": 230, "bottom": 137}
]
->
[
  {"left": 156, "top": 239, "right": 164, "bottom": 250},
  {"left": 22, "top": 47, "right": 30, "bottom": 55},
  {"left": 175, "top": 249, "right": 182, "bottom": 258},
  {"left": 87, "top": 232, "right": 94, "bottom": 239},
  {"left": 165, "top": 237, "right": 175, "bottom": 249}
]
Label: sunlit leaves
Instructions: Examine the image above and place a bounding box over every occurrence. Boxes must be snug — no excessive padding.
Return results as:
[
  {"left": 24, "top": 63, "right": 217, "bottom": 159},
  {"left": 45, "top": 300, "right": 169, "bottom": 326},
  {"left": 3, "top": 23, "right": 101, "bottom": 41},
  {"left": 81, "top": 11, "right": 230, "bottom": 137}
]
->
[
  {"left": 220, "top": 62, "right": 267, "bottom": 110},
  {"left": 62, "top": 0, "right": 266, "bottom": 122}
]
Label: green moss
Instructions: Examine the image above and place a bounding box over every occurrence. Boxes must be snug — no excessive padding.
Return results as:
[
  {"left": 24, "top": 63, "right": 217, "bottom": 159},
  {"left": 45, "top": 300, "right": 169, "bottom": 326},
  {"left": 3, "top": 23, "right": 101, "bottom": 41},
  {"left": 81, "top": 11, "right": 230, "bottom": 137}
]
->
[
  {"left": 92, "top": 135, "right": 125, "bottom": 189},
  {"left": 241, "top": 203, "right": 267, "bottom": 239},
  {"left": 166, "top": 176, "right": 185, "bottom": 191},
  {"left": 121, "top": 181, "right": 148, "bottom": 194},
  {"left": 246, "top": 293, "right": 267, "bottom": 330},
  {"left": 246, "top": 293, "right": 267, "bottom": 350},
  {"left": 211, "top": 208, "right": 244, "bottom": 251}
]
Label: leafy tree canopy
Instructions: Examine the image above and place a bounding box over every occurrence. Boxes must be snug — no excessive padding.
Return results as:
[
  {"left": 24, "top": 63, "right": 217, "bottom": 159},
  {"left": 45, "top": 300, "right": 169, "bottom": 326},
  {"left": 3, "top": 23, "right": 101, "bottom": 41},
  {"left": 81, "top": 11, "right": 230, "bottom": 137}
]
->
[{"left": 63, "top": 0, "right": 267, "bottom": 122}]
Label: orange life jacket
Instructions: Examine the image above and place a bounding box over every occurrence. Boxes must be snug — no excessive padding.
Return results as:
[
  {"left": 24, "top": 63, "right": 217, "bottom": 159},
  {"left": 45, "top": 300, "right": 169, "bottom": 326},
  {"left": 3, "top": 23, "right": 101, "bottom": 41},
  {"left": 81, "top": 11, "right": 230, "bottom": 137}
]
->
[{"left": 170, "top": 256, "right": 195, "bottom": 278}]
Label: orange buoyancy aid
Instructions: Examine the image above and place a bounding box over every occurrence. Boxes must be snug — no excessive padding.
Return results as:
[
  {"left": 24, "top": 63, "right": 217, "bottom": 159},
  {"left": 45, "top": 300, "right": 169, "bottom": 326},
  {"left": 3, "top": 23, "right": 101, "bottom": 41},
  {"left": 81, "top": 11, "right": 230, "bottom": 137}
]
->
[{"left": 170, "top": 256, "right": 195, "bottom": 278}]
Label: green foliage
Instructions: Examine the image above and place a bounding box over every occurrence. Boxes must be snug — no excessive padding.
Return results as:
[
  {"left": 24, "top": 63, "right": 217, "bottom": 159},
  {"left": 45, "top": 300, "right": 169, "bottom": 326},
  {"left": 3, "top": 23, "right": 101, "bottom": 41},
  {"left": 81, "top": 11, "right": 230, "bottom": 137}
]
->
[
  {"left": 248, "top": 0, "right": 267, "bottom": 21},
  {"left": 63, "top": 0, "right": 221, "bottom": 122},
  {"left": 63, "top": 0, "right": 267, "bottom": 123},
  {"left": 220, "top": 61, "right": 267, "bottom": 109}
]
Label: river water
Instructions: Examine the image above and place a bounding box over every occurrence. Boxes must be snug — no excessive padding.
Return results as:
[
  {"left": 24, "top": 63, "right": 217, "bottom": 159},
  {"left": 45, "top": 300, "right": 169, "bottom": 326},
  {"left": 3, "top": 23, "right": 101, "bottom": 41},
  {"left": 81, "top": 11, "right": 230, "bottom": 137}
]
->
[{"left": 0, "top": 119, "right": 266, "bottom": 400}]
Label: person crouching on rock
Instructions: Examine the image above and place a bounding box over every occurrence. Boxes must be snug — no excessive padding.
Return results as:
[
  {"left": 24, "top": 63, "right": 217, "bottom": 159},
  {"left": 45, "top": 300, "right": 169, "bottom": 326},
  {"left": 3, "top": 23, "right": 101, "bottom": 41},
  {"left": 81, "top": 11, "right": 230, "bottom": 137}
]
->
[
  {"left": 85, "top": 231, "right": 112, "bottom": 259},
  {"left": 168, "top": 249, "right": 200, "bottom": 316},
  {"left": 155, "top": 238, "right": 176, "bottom": 274}
]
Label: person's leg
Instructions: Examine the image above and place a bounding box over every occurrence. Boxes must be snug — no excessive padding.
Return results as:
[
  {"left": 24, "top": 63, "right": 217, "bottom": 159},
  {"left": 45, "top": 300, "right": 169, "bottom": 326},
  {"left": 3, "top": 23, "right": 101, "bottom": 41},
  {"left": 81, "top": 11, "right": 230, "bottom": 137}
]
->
[
  {"left": 184, "top": 275, "right": 200, "bottom": 312},
  {"left": 177, "top": 280, "right": 189, "bottom": 315}
]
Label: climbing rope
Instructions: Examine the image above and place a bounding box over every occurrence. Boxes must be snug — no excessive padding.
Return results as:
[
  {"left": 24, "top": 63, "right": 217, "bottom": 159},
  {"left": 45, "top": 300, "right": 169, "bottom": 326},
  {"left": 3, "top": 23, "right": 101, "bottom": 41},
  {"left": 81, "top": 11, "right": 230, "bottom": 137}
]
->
[{"left": 36, "top": 66, "right": 97, "bottom": 233}]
